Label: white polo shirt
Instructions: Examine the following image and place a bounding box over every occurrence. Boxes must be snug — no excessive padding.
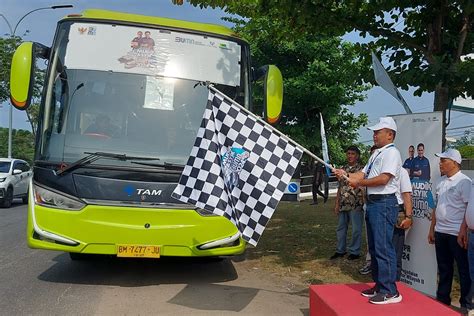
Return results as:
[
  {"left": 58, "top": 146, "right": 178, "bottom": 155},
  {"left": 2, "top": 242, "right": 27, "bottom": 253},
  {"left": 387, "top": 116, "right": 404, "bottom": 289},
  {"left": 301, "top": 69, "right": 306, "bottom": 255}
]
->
[
  {"left": 396, "top": 168, "right": 412, "bottom": 204},
  {"left": 362, "top": 143, "right": 402, "bottom": 195},
  {"left": 464, "top": 182, "right": 474, "bottom": 230},
  {"left": 434, "top": 171, "right": 472, "bottom": 236}
]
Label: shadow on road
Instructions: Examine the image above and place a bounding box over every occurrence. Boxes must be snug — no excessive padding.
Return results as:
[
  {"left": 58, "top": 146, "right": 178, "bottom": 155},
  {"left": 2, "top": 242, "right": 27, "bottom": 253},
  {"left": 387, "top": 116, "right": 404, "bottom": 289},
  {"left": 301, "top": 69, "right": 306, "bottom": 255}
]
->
[
  {"left": 37, "top": 254, "right": 264, "bottom": 312},
  {"left": 38, "top": 254, "right": 238, "bottom": 286},
  {"left": 167, "top": 283, "right": 259, "bottom": 312}
]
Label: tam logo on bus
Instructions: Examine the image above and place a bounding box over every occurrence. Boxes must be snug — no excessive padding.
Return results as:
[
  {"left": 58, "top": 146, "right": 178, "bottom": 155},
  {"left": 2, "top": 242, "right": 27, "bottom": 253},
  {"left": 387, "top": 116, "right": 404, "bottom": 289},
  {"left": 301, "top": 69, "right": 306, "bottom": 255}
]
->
[{"left": 124, "top": 185, "right": 162, "bottom": 197}]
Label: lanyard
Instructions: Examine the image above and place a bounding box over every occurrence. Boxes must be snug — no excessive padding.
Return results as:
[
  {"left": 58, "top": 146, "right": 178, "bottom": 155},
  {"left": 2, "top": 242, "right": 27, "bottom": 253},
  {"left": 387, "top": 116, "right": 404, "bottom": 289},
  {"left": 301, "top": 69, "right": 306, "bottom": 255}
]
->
[{"left": 364, "top": 144, "right": 394, "bottom": 179}]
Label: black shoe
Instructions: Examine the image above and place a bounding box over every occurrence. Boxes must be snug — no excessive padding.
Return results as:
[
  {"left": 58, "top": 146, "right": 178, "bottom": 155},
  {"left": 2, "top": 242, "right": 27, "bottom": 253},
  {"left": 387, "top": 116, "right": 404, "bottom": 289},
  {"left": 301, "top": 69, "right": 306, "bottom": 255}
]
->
[
  {"left": 369, "top": 292, "right": 402, "bottom": 304},
  {"left": 361, "top": 286, "right": 378, "bottom": 298},
  {"left": 359, "top": 263, "right": 372, "bottom": 275},
  {"left": 310, "top": 201, "right": 318, "bottom": 205},
  {"left": 329, "top": 252, "right": 345, "bottom": 260},
  {"left": 347, "top": 254, "right": 361, "bottom": 260}
]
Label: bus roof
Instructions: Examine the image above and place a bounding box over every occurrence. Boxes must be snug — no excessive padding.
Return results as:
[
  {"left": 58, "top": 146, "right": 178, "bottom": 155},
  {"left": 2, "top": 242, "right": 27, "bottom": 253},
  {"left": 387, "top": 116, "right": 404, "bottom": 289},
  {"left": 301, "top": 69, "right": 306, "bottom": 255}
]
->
[{"left": 63, "top": 9, "right": 241, "bottom": 39}]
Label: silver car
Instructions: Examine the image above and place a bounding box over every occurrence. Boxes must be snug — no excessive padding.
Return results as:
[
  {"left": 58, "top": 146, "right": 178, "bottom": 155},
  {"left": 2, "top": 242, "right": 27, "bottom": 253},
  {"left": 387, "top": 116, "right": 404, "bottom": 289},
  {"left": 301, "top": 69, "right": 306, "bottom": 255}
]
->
[{"left": 0, "top": 158, "right": 32, "bottom": 208}]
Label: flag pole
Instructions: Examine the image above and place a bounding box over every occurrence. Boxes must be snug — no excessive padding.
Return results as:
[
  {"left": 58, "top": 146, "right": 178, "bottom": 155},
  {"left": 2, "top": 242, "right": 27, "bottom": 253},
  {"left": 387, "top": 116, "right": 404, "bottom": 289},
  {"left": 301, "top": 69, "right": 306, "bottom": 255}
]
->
[
  {"left": 319, "top": 112, "right": 332, "bottom": 176},
  {"left": 208, "top": 84, "right": 337, "bottom": 172}
]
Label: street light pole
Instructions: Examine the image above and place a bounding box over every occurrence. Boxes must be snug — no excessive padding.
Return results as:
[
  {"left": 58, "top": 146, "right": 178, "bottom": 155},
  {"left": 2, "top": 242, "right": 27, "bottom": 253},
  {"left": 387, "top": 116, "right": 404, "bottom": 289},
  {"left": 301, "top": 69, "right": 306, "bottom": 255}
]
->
[
  {"left": 1, "top": 4, "right": 73, "bottom": 158},
  {"left": 0, "top": 14, "right": 13, "bottom": 34},
  {"left": 0, "top": 13, "right": 13, "bottom": 159}
]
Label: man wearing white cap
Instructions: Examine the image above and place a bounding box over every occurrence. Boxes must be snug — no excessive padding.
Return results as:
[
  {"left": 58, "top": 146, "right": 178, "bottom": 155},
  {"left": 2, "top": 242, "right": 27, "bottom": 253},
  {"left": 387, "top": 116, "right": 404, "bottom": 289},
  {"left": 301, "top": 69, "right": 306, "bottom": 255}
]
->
[
  {"left": 428, "top": 148, "right": 471, "bottom": 310},
  {"left": 335, "top": 116, "right": 402, "bottom": 304}
]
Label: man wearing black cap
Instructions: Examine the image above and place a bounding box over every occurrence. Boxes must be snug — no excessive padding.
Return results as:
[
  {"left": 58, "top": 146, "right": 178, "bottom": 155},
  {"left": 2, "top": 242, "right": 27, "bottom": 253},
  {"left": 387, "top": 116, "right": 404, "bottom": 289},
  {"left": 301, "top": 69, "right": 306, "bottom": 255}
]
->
[{"left": 335, "top": 117, "right": 402, "bottom": 305}]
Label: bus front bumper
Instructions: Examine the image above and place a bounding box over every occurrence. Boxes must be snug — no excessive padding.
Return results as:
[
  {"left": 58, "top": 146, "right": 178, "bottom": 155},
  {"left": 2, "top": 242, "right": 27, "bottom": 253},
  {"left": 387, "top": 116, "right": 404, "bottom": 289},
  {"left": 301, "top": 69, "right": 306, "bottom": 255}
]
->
[{"left": 27, "top": 195, "right": 246, "bottom": 257}]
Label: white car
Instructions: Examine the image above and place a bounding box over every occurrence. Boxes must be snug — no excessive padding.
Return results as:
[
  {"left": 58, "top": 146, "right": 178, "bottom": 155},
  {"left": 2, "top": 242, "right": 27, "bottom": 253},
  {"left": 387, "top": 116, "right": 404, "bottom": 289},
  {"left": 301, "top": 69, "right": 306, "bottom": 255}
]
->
[{"left": 0, "top": 158, "right": 32, "bottom": 208}]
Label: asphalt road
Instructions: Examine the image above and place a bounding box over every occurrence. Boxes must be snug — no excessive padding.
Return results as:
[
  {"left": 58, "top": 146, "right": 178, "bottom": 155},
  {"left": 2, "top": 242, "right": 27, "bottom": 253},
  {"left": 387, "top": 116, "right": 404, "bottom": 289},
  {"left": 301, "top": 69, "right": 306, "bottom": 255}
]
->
[{"left": 0, "top": 201, "right": 308, "bottom": 315}]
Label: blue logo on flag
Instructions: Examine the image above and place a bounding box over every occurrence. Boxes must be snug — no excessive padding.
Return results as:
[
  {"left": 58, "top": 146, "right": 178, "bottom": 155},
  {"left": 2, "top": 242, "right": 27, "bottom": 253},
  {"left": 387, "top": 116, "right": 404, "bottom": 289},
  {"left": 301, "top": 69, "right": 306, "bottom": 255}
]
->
[{"left": 221, "top": 147, "right": 250, "bottom": 190}]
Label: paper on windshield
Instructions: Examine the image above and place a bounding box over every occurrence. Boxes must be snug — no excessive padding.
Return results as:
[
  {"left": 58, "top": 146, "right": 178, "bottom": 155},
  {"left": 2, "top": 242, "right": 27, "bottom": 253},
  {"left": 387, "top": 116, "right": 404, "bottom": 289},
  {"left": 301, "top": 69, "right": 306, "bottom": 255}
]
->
[{"left": 144, "top": 77, "right": 174, "bottom": 110}]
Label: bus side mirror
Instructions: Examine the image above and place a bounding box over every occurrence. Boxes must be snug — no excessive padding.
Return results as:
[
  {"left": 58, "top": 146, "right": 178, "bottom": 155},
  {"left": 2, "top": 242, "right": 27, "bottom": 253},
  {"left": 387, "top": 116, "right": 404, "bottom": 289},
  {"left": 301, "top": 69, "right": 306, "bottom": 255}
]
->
[
  {"left": 10, "top": 42, "right": 48, "bottom": 111},
  {"left": 255, "top": 65, "right": 283, "bottom": 125}
]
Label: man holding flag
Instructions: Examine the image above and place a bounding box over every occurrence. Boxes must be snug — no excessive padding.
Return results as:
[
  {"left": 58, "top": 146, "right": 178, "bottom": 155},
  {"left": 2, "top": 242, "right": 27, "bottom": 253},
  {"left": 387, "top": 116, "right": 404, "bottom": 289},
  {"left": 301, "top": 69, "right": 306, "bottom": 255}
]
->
[{"left": 334, "top": 117, "right": 402, "bottom": 305}]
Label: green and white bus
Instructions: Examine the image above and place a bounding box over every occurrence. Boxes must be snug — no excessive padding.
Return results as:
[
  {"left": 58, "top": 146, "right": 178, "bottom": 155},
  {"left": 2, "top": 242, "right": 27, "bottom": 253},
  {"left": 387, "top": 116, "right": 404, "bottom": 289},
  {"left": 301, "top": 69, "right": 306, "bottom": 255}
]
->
[{"left": 10, "top": 9, "right": 283, "bottom": 259}]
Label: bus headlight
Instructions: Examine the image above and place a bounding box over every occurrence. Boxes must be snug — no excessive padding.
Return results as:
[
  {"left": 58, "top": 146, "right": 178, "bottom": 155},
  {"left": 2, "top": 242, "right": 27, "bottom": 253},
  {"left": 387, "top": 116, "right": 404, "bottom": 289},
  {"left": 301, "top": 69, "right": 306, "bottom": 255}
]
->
[{"left": 34, "top": 184, "right": 85, "bottom": 211}]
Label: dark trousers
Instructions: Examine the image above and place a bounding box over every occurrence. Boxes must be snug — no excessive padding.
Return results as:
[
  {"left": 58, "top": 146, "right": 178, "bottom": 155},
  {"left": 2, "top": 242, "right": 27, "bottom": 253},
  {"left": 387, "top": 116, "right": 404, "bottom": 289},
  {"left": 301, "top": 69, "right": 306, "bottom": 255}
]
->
[
  {"left": 467, "top": 231, "right": 474, "bottom": 310},
  {"left": 392, "top": 227, "right": 405, "bottom": 281},
  {"left": 312, "top": 174, "right": 328, "bottom": 203},
  {"left": 434, "top": 231, "right": 471, "bottom": 307}
]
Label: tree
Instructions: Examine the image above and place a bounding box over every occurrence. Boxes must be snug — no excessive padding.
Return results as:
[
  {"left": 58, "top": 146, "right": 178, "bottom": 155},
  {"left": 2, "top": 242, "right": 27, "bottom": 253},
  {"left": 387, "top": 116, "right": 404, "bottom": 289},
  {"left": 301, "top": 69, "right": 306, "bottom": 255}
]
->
[
  {"left": 25, "top": 102, "right": 40, "bottom": 139},
  {"left": 453, "top": 129, "right": 474, "bottom": 158},
  {"left": 0, "top": 36, "right": 44, "bottom": 137},
  {"left": 0, "top": 36, "right": 21, "bottom": 102},
  {"left": 229, "top": 17, "right": 369, "bottom": 165},
  {"left": 455, "top": 129, "right": 474, "bottom": 146},
  {"left": 458, "top": 145, "right": 474, "bottom": 158},
  {"left": 187, "top": 1, "right": 474, "bottom": 122},
  {"left": 0, "top": 127, "right": 35, "bottom": 163}
]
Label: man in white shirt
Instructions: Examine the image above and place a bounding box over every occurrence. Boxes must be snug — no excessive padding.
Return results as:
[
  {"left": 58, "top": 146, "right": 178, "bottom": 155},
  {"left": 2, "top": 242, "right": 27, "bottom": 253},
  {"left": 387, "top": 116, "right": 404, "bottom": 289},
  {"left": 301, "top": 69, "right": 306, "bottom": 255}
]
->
[
  {"left": 428, "top": 148, "right": 471, "bottom": 309},
  {"left": 335, "top": 117, "right": 402, "bottom": 305}
]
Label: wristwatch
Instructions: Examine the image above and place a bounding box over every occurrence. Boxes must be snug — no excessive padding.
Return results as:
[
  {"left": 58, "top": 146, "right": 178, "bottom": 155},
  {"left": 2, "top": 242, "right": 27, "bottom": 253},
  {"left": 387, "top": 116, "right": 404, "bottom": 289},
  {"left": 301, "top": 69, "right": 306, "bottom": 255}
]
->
[{"left": 406, "top": 214, "right": 413, "bottom": 220}]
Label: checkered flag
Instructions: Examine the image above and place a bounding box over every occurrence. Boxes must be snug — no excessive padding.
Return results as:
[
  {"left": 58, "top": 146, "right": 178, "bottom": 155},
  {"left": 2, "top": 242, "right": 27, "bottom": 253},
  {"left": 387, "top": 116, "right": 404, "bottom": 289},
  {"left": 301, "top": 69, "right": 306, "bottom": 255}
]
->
[{"left": 172, "top": 89, "right": 303, "bottom": 246}]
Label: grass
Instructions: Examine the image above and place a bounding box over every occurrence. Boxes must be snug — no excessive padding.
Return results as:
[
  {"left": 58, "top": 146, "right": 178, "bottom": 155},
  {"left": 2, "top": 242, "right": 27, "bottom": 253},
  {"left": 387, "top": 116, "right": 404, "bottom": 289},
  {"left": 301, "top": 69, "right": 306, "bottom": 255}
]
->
[
  {"left": 245, "top": 197, "right": 371, "bottom": 285},
  {"left": 245, "top": 197, "right": 462, "bottom": 301}
]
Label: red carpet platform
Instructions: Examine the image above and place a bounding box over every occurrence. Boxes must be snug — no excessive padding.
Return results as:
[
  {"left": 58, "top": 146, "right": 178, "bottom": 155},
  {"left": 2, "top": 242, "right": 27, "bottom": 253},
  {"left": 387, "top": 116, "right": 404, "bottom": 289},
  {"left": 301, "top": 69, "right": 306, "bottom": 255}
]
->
[{"left": 309, "top": 282, "right": 459, "bottom": 316}]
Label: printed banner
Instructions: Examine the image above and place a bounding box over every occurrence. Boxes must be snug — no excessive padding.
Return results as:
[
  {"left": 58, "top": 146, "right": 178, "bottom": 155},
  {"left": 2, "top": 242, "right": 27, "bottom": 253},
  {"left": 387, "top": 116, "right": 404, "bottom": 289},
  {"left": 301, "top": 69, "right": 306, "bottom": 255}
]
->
[
  {"left": 65, "top": 23, "right": 241, "bottom": 87},
  {"left": 392, "top": 112, "right": 442, "bottom": 296}
]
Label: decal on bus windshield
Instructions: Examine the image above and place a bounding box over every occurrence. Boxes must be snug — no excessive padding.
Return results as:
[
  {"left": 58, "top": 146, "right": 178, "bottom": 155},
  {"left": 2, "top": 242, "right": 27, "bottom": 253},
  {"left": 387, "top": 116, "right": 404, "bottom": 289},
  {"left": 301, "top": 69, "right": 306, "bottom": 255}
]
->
[{"left": 65, "top": 23, "right": 241, "bottom": 87}]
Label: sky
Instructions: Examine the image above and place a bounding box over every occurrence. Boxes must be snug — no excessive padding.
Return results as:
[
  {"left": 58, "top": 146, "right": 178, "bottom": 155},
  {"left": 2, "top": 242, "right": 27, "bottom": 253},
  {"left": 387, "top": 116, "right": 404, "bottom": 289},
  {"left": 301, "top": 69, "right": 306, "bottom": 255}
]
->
[{"left": 1, "top": 0, "right": 472, "bottom": 143}]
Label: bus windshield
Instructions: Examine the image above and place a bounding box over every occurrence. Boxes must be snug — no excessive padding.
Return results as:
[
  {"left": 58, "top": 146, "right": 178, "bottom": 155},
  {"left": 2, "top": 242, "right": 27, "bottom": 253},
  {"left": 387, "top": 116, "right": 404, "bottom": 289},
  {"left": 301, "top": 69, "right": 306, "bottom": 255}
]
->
[{"left": 38, "top": 21, "right": 247, "bottom": 167}]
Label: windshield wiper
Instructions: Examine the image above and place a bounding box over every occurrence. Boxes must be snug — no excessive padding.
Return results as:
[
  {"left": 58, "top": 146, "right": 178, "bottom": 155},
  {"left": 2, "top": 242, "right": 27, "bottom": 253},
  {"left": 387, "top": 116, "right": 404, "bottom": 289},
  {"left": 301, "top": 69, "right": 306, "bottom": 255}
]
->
[
  {"left": 56, "top": 152, "right": 160, "bottom": 176},
  {"left": 130, "top": 161, "right": 184, "bottom": 170}
]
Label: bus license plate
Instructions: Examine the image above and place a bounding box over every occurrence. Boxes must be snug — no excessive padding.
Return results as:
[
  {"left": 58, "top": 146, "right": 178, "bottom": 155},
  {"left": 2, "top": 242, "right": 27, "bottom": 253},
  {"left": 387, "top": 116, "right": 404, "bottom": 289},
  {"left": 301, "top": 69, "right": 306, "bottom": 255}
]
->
[{"left": 117, "top": 245, "right": 160, "bottom": 258}]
